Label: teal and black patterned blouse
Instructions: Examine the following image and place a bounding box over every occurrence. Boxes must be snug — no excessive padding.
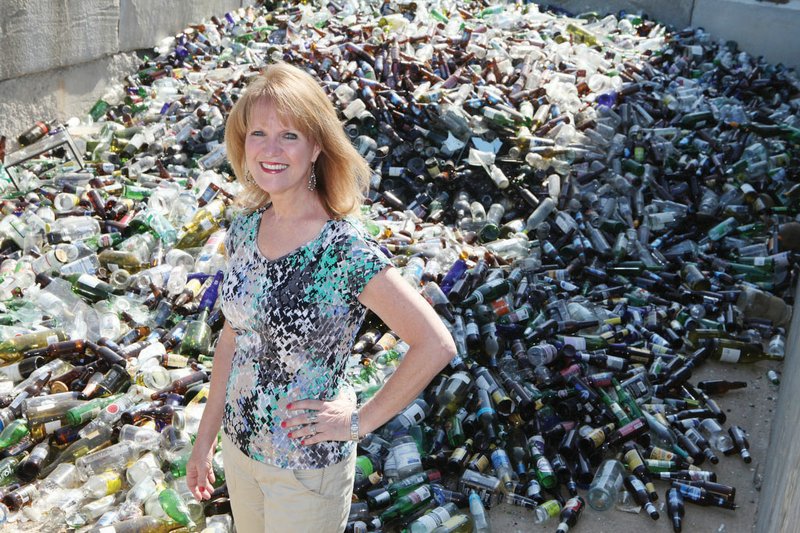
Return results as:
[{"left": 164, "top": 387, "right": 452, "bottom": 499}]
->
[{"left": 220, "top": 204, "right": 391, "bottom": 469}]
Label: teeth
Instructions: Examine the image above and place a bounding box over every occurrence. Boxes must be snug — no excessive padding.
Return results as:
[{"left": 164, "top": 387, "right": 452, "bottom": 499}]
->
[{"left": 261, "top": 163, "right": 288, "bottom": 171}]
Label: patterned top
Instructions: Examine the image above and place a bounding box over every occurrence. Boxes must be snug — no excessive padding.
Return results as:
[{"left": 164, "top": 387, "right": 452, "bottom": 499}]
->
[{"left": 220, "top": 204, "right": 392, "bottom": 469}]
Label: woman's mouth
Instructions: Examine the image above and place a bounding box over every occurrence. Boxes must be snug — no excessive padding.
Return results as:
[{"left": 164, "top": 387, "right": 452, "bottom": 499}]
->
[{"left": 260, "top": 162, "right": 289, "bottom": 173}]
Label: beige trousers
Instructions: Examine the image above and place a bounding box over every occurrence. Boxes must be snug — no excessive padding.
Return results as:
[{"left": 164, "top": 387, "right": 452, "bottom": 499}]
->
[{"left": 221, "top": 433, "right": 356, "bottom": 533}]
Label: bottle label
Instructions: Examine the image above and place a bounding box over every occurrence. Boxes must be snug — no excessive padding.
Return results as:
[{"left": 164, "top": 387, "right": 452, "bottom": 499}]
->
[
  {"left": 165, "top": 354, "right": 189, "bottom": 368},
  {"left": 624, "top": 449, "right": 644, "bottom": 470},
  {"left": 99, "top": 472, "right": 122, "bottom": 494},
  {"left": 476, "top": 406, "right": 495, "bottom": 418},
  {"left": 408, "top": 485, "right": 432, "bottom": 504},
  {"left": 428, "top": 506, "right": 452, "bottom": 526},
  {"left": 491, "top": 449, "right": 511, "bottom": 470},
  {"left": 415, "top": 514, "right": 440, "bottom": 529},
  {"left": 720, "top": 347, "right": 741, "bottom": 363},
  {"left": 514, "top": 307, "right": 531, "bottom": 321},
  {"left": 372, "top": 491, "right": 391, "bottom": 507},
  {"left": 0, "top": 364, "right": 22, "bottom": 382},
  {"left": 562, "top": 336, "right": 586, "bottom": 350},
  {"left": 77, "top": 273, "right": 101, "bottom": 288},
  {"left": 403, "top": 402, "right": 427, "bottom": 426},
  {"left": 540, "top": 499, "right": 561, "bottom": 517},
  {"left": 587, "top": 429, "right": 605, "bottom": 448},
  {"left": 394, "top": 442, "right": 421, "bottom": 471},
  {"left": 606, "top": 356, "right": 625, "bottom": 370},
  {"left": 536, "top": 456, "right": 554, "bottom": 475},
  {"left": 44, "top": 419, "right": 62, "bottom": 434}
]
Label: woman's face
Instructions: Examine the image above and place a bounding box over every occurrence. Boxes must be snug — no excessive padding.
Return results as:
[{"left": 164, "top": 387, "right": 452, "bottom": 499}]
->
[{"left": 245, "top": 100, "right": 321, "bottom": 198}]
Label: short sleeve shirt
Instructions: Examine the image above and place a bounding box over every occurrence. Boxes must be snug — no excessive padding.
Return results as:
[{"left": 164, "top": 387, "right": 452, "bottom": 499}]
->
[{"left": 220, "top": 205, "right": 391, "bottom": 469}]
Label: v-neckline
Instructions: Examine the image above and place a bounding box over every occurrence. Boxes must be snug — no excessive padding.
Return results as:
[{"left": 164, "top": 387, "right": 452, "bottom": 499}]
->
[{"left": 254, "top": 204, "right": 333, "bottom": 263}]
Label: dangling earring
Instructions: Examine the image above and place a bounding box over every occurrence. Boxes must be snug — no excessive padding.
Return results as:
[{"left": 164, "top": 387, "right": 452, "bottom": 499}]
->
[
  {"left": 244, "top": 169, "right": 255, "bottom": 184},
  {"left": 307, "top": 162, "right": 317, "bottom": 191}
]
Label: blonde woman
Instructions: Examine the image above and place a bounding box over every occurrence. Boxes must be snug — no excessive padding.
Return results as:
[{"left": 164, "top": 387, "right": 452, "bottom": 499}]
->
[{"left": 185, "top": 62, "right": 455, "bottom": 533}]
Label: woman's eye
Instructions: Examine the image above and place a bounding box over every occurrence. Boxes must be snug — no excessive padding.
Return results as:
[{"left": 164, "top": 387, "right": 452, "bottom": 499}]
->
[
  {"left": 250, "top": 130, "right": 264, "bottom": 137},
  {"left": 284, "top": 132, "right": 298, "bottom": 140}
]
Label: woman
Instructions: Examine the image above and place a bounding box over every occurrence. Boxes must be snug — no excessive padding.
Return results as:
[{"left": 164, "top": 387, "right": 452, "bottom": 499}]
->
[{"left": 185, "top": 62, "right": 456, "bottom": 533}]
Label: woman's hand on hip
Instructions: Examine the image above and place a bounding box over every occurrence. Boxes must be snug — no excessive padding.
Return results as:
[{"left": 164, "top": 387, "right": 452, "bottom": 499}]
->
[{"left": 282, "top": 391, "right": 357, "bottom": 445}]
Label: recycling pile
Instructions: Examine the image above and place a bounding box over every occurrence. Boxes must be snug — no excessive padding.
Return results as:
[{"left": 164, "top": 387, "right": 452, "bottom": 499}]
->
[{"left": 0, "top": 1, "right": 798, "bottom": 532}]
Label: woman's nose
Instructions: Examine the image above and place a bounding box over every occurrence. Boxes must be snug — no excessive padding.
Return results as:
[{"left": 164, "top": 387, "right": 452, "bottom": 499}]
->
[{"left": 261, "top": 136, "right": 282, "bottom": 156}]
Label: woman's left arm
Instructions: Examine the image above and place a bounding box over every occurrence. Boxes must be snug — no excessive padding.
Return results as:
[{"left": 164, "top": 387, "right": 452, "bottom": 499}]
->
[{"left": 286, "top": 266, "right": 456, "bottom": 444}]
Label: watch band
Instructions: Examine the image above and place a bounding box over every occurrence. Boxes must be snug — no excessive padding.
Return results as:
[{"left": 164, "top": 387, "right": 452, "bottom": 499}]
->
[{"left": 350, "top": 410, "right": 360, "bottom": 441}]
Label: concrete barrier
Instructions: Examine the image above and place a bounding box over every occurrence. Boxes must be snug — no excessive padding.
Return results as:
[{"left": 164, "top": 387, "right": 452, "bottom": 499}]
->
[
  {"left": 1, "top": 0, "right": 798, "bottom": 152},
  {"left": 0, "top": 0, "right": 119, "bottom": 82},
  {"left": 0, "top": 0, "right": 256, "bottom": 137},
  {"left": 755, "top": 280, "right": 800, "bottom": 533},
  {"left": 119, "top": 0, "right": 242, "bottom": 51},
  {"left": 543, "top": 0, "right": 694, "bottom": 29}
]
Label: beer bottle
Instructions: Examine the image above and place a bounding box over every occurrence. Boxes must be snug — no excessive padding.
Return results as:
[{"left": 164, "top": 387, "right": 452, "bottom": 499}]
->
[
  {"left": 696, "top": 380, "right": 747, "bottom": 394},
  {"left": 555, "top": 495, "right": 585, "bottom": 533},
  {"left": 727, "top": 425, "right": 752, "bottom": 463},
  {"left": 666, "top": 487, "right": 685, "bottom": 532},
  {"left": 623, "top": 474, "right": 659, "bottom": 519}
]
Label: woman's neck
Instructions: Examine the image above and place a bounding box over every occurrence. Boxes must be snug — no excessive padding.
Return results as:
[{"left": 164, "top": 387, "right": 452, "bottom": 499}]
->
[{"left": 267, "top": 191, "right": 327, "bottom": 223}]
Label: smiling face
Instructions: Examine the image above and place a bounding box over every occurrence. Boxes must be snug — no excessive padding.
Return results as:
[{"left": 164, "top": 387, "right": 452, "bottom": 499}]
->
[{"left": 244, "top": 99, "right": 322, "bottom": 200}]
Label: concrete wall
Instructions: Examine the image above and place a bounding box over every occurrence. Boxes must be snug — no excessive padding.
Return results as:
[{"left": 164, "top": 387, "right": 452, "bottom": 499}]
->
[
  {"left": 546, "top": 0, "right": 800, "bottom": 71},
  {"left": 0, "top": 0, "right": 255, "bottom": 139},
  {"left": 1, "top": 0, "right": 799, "bottom": 141},
  {"left": 545, "top": 0, "right": 695, "bottom": 29}
]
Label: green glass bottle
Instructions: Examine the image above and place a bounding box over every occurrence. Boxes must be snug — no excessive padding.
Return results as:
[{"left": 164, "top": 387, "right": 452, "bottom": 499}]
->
[
  {"left": 65, "top": 394, "right": 123, "bottom": 426},
  {"left": 376, "top": 484, "right": 433, "bottom": 526},
  {"left": 527, "top": 435, "right": 557, "bottom": 489},
  {"left": 62, "top": 273, "right": 118, "bottom": 302},
  {"left": 709, "top": 338, "right": 782, "bottom": 364},
  {"left": 178, "top": 309, "right": 211, "bottom": 357},
  {"left": 461, "top": 278, "right": 513, "bottom": 306},
  {"left": 158, "top": 487, "right": 196, "bottom": 528},
  {"left": 387, "top": 470, "right": 441, "bottom": 499},
  {"left": 0, "top": 419, "right": 29, "bottom": 450},
  {"left": 0, "top": 452, "right": 27, "bottom": 485}
]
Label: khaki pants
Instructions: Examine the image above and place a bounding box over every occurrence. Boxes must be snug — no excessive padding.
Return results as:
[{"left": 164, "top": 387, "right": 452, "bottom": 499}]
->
[{"left": 221, "top": 433, "right": 355, "bottom": 533}]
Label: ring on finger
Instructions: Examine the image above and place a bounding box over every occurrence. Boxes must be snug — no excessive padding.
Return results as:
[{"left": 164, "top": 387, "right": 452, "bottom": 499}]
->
[{"left": 309, "top": 424, "right": 317, "bottom": 437}]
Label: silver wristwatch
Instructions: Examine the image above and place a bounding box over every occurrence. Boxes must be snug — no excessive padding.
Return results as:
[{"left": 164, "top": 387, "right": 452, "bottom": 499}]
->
[{"left": 350, "top": 411, "right": 360, "bottom": 441}]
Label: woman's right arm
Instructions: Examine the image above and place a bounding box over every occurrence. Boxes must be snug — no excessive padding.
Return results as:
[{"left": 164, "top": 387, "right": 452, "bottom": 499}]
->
[{"left": 187, "top": 321, "right": 236, "bottom": 500}]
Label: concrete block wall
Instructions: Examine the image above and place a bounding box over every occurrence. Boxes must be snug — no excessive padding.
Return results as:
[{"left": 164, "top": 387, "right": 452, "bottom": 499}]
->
[{"left": 0, "top": 0, "right": 256, "bottom": 139}]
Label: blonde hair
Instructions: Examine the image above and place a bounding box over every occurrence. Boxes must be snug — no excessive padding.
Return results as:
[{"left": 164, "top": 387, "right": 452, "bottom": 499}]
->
[{"left": 225, "top": 62, "right": 370, "bottom": 218}]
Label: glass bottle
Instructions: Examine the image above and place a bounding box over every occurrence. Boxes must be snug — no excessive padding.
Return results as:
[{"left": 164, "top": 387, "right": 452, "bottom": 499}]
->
[
  {"left": 556, "top": 495, "right": 585, "bottom": 533},
  {"left": 409, "top": 502, "right": 460, "bottom": 533},
  {"left": 586, "top": 459, "right": 624, "bottom": 511},
  {"left": 374, "top": 484, "right": 433, "bottom": 527},
  {"left": 667, "top": 487, "right": 685, "bottom": 532},
  {"left": 0, "top": 329, "right": 69, "bottom": 363},
  {"left": 158, "top": 487, "right": 196, "bottom": 528},
  {"left": 534, "top": 499, "right": 562, "bottom": 524},
  {"left": 468, "top": 490, "right": 490, "bottom": 533}
]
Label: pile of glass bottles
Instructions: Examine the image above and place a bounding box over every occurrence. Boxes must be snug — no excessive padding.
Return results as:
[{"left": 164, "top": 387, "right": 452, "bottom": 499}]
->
[{"left": 0, "top": 0, "right": 797, "bottom": 532}]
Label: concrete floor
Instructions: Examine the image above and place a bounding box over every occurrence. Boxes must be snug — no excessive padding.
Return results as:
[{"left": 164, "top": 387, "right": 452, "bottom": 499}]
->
[{"left": 488, "top": 361, "right": 781, "bottom": 533}]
